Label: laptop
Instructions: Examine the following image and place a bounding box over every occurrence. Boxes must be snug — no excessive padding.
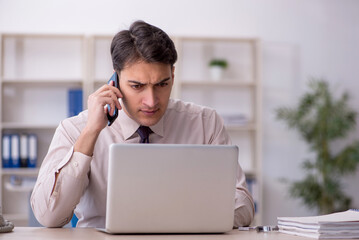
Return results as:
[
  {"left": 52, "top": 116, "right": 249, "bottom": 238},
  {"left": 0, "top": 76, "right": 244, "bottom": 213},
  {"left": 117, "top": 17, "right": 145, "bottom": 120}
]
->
[{"left": 103, "top": 144, "right": 238, "bottom": 234}]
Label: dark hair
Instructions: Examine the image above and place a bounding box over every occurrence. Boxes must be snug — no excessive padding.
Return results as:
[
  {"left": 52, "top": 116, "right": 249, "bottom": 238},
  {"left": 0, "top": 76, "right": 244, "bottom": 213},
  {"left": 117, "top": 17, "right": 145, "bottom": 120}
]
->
[{"left": 111, "top": 20, "right": 177, "bottom": 72}]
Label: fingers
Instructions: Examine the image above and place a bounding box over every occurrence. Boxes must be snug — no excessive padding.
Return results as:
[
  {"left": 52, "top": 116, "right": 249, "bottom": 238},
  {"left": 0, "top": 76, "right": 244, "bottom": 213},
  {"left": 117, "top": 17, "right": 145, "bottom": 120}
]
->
[
  {"left": 108, "top": 81, "right": 123, "bottom": 98},
  {"left": 96, "top": 83, "right": 122, "bottom": 98},
  {"left": 106, "top": 89, "right": 122, "bottom": 112},
  {"left": 106, "top": 83, "right": 123, "bottom": 111},
  {"left": 85, "top": 82, "right": 124, "bottom": 132},
  {"left": 103, "top": 96, "right": 120, "bottom": 116},
  {"left": 94, "top": 84, "right": 122, "bottom": 111}
]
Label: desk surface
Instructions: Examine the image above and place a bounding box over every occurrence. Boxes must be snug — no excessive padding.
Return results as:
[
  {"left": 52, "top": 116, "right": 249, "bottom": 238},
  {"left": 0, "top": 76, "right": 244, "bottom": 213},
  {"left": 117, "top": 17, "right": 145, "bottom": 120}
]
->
[{"left": 2, "top": 227, "right": 321, "bottom": 240}]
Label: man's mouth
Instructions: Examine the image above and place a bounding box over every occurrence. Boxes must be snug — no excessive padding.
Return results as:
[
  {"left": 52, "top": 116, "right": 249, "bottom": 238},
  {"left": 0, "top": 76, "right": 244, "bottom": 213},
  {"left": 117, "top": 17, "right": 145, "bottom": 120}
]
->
[{"left": 141, "top": 109, "right": 158, "bottom": 116}]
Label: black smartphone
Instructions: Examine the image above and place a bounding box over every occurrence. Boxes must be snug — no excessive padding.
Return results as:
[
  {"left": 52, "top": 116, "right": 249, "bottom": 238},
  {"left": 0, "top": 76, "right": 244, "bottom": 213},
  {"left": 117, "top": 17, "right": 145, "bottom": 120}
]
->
[{"left": 107, "top": 72, "right": 119, "bottom": 126}]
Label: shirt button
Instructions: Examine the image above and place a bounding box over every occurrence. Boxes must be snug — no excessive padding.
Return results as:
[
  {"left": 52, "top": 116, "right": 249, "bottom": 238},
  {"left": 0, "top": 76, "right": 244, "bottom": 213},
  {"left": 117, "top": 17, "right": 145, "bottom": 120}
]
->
[{"left": 73, "top": 161, "right": 78, "bottom": 167}]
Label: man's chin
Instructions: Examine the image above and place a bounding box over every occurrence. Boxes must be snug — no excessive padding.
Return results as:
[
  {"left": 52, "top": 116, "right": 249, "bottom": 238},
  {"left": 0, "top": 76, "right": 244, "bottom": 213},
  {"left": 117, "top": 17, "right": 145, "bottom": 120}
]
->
[
  {"left": 137, "top": 111, "right": 163, "bottom": 126},
  {"left": 138, "top": 118, "right": 160, "bottom": 127}
]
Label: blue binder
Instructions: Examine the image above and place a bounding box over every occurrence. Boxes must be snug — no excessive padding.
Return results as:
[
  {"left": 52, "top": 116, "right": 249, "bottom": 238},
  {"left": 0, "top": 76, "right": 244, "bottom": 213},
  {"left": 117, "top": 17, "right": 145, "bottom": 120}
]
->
[
  {"left": 20, "top": 134, "right": 29, "bottom": 167},
  {"left": 68, "top": 89, "right": 83, "bottom": 117},
  {"left": 2, "top": 134, "right": 11, "bottom": 168},
  {"left": 28, "top": 134, "right": 37, "bottom": 168}
]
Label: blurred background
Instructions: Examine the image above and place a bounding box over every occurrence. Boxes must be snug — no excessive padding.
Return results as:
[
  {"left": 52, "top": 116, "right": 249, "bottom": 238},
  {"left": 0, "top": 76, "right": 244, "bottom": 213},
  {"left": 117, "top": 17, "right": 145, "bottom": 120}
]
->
[{"left": 0, "top": 0, "right": 358, "bottom": 226}]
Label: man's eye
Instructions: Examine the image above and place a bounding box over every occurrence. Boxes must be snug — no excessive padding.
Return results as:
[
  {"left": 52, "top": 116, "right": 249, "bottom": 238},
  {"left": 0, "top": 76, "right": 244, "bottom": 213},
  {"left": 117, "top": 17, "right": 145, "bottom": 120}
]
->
[
  {"left": 158, "top": 82, "right": 168, "bottom": 87},
  {"left": 131, "top": 84, "right": 142, "bottom": 89}
]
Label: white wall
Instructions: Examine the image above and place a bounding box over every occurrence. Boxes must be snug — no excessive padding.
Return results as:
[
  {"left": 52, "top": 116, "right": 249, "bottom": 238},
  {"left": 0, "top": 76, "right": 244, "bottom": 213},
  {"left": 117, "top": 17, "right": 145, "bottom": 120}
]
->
[{"left": 1, "top": 0, "right": 359, "bottom": 225}]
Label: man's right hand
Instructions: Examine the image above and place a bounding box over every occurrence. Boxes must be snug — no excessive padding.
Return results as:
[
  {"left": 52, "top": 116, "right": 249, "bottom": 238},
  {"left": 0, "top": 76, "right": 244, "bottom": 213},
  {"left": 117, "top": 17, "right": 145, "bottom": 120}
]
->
[
  {"left": 74, "top": 82, "right": 122, "bottom": 156},
  {"left": 87, "top": 81, "right": 123, "bottom": 133}
]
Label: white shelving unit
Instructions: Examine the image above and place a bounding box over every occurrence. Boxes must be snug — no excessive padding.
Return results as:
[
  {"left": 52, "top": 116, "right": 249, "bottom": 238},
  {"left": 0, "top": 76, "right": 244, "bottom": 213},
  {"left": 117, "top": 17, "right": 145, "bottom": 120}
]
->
[
  {"left": 0, "top": 33, "right": 262, "bottom": 226},
  {"left": 0, "top": 34, "right": 87, "bottom": 226}
]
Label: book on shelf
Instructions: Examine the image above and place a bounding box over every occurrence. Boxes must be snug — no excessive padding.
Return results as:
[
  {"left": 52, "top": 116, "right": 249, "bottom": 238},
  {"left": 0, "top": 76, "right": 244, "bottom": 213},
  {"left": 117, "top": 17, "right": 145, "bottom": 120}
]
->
[
  {"left": 5, "top": 175, "right": 37, "bottom": 192},
  {"left": 2, "top": 134, "right": 11, "bottom": 168},
  {"left": 68, "top": 88, "right": 83, "bottom": 117},
  {"left": 277, "top": 209, "right": 359, "bottom": 239},
  {"left": 20, "top": 134, "right": 28, "bottom": 167},
  {"left": 2, "top": 133, "right": 37, "bottom": 168},
  {"left": 10, "top": 134, "right": 20, "bottom": 168},
  {"left": 28, "top": 134, "right": 37, "bottom": 168}
]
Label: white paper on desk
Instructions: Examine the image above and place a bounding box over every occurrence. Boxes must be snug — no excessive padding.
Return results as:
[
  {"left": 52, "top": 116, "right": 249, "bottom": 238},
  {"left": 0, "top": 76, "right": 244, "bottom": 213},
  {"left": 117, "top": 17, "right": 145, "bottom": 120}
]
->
[
  {"left": 278, "top": 229, "right": 359, "bottom": 239},
  {"left": 279, "top": 229, "right": 359, "bottom": 239},
  {"left": 278, "top": 220, "right": 359, "bottom": 231},
  {"left": 277, "top": 210, "right": 359, "bottom": 239},
  {"left": 278, "top": 210, "right": 359, "bottom": 225},
  {"left": 279, "top": 225, "right": 359, "bottom": 234}
]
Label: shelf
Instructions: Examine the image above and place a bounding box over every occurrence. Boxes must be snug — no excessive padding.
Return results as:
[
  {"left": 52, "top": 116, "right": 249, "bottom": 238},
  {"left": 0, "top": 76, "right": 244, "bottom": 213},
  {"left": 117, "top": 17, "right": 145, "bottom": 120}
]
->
[
  {"left": 1, "top": 33, "right": 83, "bottom": 38},
  {"left": 1, "top": 168, "right": 39, "bottom": 176},
  {"left": 1, "top": 122, "right": 58, "bottom": 129},
  {"left": 226, "top": 123, "right": 256, "bottom": 131},
  {"left": 180, "top": 81, "right": 256, "bottom": 88},
  {"left": 1, "top": 78, "right": 83, "bottom": 86},
  {"left": 3, "top": 213, "right": 28, "bottom": 221},
  {"left": 5, "top": 182, "right": 35, "bottom": 192},
  {"left": 176, "top": 36, "right": 258, "bottom": 43}
]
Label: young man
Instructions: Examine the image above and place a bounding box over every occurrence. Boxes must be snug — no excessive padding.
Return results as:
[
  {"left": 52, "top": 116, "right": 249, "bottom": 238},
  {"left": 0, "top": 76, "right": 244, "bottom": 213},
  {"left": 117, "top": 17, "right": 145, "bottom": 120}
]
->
[{"left": 30, "top": 20, "right": 254, "bottom": 228}]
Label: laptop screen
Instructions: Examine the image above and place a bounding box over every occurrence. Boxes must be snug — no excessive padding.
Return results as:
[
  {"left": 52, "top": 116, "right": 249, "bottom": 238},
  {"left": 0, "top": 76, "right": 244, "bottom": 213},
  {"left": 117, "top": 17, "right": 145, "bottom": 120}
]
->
[{"left": 105, "top": 144, "right": 238, "bottom": 234}]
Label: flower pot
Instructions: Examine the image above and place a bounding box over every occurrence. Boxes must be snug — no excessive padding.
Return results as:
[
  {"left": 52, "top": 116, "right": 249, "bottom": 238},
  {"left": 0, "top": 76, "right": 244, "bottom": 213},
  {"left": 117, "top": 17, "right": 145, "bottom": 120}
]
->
[{"left": 209, "top": 66, "right": 224, "bottom": 82}]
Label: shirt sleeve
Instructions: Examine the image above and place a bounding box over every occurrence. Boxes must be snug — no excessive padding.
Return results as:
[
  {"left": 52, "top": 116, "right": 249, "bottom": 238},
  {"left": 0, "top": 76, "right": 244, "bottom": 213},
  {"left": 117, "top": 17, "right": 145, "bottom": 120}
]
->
[
  {"left": 209, "top": 110, "right": 255, "bottom": 227},
  {"left": 30, "top": 119, "right": 92, "bottom": 227},
  {"left": 233, "top": 167, "right": 255, "bottom": 227}
]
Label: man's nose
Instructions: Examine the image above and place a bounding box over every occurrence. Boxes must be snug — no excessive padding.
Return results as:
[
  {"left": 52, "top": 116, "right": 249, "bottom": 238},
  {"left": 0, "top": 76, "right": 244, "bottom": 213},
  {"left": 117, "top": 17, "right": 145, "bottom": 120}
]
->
[{"left": 142, "top": 88, "right": 158, "bottom": 108}]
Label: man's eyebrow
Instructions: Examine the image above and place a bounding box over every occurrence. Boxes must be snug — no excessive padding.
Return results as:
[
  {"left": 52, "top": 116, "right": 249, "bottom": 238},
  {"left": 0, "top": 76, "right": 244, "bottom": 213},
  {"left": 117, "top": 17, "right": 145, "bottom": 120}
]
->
[
  {"left": 128, "top": 80, "right": 144, "bottom": 85},
  {"left": 127, "top": 77, "right": 171, "bottom": 85},
  {"left": 156, "top": 77, "right": 171, "bottom": 84}
]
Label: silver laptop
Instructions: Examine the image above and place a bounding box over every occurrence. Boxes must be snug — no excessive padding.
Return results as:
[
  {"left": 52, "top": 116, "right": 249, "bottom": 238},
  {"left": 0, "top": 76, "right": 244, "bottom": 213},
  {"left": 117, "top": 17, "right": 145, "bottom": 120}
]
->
[{"left": 104, "top": 144, "right": 238, "bottom": 234}]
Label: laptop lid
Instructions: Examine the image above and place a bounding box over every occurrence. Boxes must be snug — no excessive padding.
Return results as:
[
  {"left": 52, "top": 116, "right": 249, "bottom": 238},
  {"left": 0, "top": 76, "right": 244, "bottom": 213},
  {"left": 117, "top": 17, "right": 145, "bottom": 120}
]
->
[{"left": 105, "top": 144, "right": 238, "bottom": 234}]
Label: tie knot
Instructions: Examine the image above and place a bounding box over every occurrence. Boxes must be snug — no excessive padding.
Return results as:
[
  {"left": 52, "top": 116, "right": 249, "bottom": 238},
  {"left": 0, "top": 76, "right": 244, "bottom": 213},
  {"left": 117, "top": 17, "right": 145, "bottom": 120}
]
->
[{"left": 136, "top": 126, "right": 153, "bottom": 143}]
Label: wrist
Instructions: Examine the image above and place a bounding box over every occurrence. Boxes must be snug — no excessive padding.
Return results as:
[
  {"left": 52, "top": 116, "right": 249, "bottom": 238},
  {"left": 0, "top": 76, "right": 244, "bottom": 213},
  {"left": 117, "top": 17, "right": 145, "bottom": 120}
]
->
[
  {"left": 82, "top": 124, "right": 103, "bottom": 137},
  {"left": 74, "top": 125, "right": 101, "bottom": 156}
]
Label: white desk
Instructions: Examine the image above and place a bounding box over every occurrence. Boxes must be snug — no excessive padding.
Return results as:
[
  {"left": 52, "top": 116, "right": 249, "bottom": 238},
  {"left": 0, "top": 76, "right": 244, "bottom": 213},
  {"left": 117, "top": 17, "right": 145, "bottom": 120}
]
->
[{"left": 1, "top": 227, "right": 341, "bottom": 240}]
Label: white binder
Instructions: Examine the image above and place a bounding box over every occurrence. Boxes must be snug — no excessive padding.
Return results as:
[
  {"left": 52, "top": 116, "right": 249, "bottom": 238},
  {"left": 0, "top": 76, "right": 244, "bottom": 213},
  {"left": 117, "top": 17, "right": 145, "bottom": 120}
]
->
[
  {"left": 28, "top": 134, "right": 37, "bottom": 168},
  {"left": 10, "top": 134, "right": 20, "bottom": 168}
]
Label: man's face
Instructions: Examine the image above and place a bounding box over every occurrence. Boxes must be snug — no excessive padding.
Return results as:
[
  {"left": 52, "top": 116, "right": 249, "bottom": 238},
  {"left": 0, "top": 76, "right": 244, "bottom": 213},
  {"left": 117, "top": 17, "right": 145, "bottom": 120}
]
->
[{"left": 118, "top": 61, "right": 174, "bottom": 127}]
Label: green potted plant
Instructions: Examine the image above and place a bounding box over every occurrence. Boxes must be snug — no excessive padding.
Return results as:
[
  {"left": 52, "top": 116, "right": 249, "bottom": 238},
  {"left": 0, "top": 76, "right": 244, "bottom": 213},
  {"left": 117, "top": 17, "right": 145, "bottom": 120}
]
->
[
  {"left": 276, "top": 79, "right": 359, "bottom": 214},
  {"left": 208, "top": 59, "right": 228, "bottom": 81}
]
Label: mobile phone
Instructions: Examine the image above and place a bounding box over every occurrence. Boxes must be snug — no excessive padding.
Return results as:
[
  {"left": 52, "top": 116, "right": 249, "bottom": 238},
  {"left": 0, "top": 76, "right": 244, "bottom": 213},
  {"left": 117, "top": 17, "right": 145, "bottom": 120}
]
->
[{"left": 107, "top": 72, "right": 119, "bottom": 126}]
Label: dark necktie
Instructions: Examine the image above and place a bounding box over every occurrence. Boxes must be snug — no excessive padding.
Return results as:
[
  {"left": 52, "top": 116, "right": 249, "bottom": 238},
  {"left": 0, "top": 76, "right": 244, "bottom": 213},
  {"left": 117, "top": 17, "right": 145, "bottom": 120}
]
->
[{"left": 136, "top": 126, "right": 153, "bottom": 143}]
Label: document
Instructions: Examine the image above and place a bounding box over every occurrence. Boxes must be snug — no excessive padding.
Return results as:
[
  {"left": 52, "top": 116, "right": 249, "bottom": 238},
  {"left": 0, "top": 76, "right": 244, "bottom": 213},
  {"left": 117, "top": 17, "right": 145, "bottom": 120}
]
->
[{"left": 278, "top": 210, "right": 359, "bottom": 239}]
